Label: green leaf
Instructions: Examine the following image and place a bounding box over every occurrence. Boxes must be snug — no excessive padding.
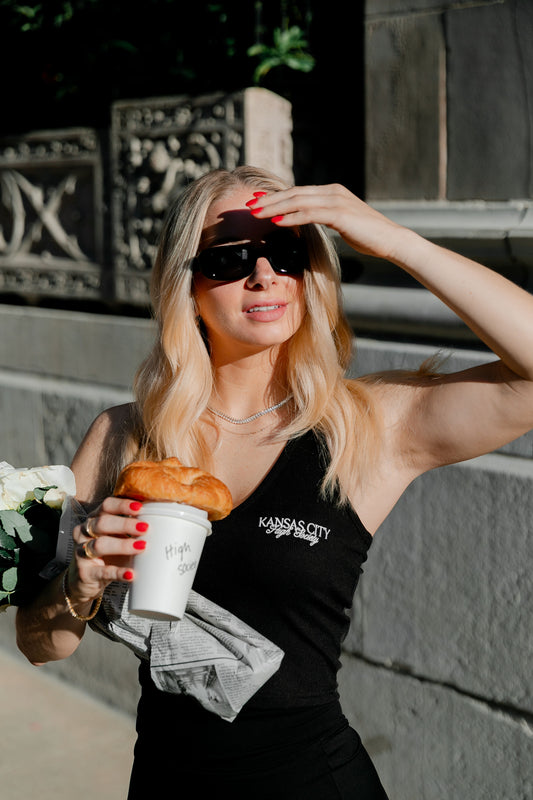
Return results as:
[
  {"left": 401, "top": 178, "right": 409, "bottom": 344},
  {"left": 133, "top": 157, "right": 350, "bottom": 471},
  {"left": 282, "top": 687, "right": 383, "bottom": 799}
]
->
[
  {"left": 0, "top": 527, "right": 17, "bottom": 551},
  {"left": 0, "top": 547, "right": 15, "bottom": 562},
  {"left": 0, "top": 510, "right": 32, "bottom": 543},
  {"left": 17, "top": 498, "right": 35, "bottom": 514},
  {"left": 2, "top": 567, "right": 18, "bottom": 592}
]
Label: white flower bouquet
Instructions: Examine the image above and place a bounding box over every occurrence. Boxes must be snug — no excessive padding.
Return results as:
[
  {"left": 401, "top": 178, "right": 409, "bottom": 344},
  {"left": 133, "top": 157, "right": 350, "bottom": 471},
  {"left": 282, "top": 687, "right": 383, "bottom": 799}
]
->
[{"left": 0, "top": 462, "right": 76, "bottom": 609}]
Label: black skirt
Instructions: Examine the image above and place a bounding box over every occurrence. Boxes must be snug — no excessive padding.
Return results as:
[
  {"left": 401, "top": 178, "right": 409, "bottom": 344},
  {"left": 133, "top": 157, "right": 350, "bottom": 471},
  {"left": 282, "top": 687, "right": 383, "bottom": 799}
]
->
[{"left": 127, "top": 687, "right": 389, "bottom": 800}]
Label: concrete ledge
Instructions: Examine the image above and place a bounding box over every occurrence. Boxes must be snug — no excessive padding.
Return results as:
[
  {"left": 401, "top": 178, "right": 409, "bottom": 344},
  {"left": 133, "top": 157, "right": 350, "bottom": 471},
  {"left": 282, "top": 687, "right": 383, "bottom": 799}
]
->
[{"left": 0, "top": 304, "right": 154, "bottom": 388}]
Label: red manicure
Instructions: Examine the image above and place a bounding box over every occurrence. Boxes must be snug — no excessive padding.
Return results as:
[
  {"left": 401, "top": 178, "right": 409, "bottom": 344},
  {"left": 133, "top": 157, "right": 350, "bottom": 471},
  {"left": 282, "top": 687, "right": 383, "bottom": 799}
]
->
[
  {"left": 249, "top": 207, "right": 263, "bottom": 215},
  {"left": 129, "top": 501, "right": 142, "bottom": 511},
  {"left": 246, "top": 198, "right": 258, "bottom": 207},
  {"left": 124, "top": 570, "right": 134, "bottom": 581},
  {"left": 133, "top": 540, "right": 147, "bottom": 550},
  {"left": 136, "top": 521, "right": 149, "bottom": 532},
  {"left": 271, "top": 215, "right": 284, "bottom": 223},
  {"left": 253, "top": 191, "right": 267, "bottom": 197}
]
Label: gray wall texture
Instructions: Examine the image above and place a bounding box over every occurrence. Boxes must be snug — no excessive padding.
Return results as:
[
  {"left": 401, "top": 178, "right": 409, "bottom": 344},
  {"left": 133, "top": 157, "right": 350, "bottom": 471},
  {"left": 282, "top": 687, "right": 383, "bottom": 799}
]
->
[{"left": 1, "top": 305, "right": 532, "bottom": 800}]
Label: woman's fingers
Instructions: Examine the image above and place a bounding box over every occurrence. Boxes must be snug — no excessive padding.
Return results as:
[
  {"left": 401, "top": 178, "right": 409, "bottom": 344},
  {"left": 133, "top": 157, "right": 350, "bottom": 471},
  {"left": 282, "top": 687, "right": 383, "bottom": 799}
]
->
[
  {"left": 77, "top": 531, "right": 146, "bottom": 561},
  {"left": 249, "top": 184, "right": 405, "bottom": 260},
  {"left": 73, "top": 496, "right": 148, "bottom": 543},
  {"left": 68, "top": 495, "right": 149, "bottom": 601}
]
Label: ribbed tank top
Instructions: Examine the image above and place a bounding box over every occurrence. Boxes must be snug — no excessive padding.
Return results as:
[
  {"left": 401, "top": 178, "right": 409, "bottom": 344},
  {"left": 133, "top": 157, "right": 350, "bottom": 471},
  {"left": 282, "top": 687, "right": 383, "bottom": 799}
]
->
[{"left": 186, "top": 429, "right": 373, "bottom": 708}]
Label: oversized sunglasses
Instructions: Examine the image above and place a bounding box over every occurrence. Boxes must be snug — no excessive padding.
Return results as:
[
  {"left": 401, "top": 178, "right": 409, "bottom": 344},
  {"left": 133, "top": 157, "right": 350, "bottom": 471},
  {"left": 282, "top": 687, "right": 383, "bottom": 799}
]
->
[{"left": 193, "top": 234, "right": 308, "bottom": 282}]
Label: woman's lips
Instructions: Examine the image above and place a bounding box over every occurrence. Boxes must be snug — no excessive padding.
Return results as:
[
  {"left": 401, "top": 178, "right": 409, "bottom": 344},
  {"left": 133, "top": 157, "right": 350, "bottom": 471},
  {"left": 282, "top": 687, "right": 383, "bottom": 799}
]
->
[{"left": 243, "top": 301, "right": 287, "bottom": 321}]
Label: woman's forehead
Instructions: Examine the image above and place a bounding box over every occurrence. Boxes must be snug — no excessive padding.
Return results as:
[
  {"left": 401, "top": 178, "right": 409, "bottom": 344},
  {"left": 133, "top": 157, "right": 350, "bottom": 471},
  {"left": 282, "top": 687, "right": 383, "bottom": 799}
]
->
[{"left": 202, "top": 190, "right": 276, "bottom": 246}]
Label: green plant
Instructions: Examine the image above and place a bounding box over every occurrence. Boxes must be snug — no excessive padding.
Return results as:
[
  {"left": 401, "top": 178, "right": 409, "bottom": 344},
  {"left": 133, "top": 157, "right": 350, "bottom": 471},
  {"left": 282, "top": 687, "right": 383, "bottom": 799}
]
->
[{"left": 248, "top": 25, "right": 315, "bottom": 84}]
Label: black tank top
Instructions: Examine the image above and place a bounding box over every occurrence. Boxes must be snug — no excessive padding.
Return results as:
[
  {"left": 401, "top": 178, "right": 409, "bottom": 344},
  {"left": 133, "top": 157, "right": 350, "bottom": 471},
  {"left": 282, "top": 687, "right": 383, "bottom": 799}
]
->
[{"left": 187, "top": 429, "right": 373, "bottom": 708}]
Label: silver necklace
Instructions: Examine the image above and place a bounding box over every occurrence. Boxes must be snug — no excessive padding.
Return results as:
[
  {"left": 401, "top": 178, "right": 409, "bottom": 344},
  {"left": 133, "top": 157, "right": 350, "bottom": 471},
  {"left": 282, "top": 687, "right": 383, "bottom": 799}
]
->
[{"left": 207, "top": 396, "right": 291, "bottom": 425}]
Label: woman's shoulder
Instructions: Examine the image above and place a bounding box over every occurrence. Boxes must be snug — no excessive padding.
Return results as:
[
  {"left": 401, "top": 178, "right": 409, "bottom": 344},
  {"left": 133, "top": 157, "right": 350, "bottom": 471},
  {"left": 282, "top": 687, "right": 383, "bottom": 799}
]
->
[
  {"left": 90, "top": 402, "right": 139, "bottom": 436},
  {"left": 71, "top": 402, "right": 140, "bottom": 505}
]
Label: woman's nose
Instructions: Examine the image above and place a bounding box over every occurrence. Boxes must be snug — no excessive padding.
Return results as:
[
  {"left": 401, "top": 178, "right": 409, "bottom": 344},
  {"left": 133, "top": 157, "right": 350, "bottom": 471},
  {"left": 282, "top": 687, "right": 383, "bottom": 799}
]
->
[{"left": 245, "top": 256, "right": 277, "bottom": 287}]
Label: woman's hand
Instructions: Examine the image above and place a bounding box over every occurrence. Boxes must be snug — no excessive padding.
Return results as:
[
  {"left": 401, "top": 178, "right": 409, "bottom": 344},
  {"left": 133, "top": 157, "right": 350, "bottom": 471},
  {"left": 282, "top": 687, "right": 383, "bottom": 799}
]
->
[
  {"left": 248, "top": 183, "right": 409, "bottom": 261},
  {"left": 66, "top": 496, "right": 148, "bottom": 612}
]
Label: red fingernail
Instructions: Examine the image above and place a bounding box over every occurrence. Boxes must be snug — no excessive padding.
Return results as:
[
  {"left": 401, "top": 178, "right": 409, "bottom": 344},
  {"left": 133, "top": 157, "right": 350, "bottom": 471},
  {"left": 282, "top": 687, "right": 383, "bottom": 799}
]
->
[
  {"left": 129, "top": 501, "right": 142, "bottom": 511},
  {"left": 250, "top": 207, "right": 263, "bottom": 215},
  {"left": 271, "top": 215, "right": 284, "bottom": 223},
  {"left": 136, "top": 521, "right": 149, "bottom": 532},
  {"left": 246, "top": 198, "right": 258, "bottom": 207},
  {"left": 124, "top": 570, "right": 134, "bottom": 581},
  {"left": 253, "top": 191, "right": 267, "bottom": 197},
  {"left": 133, "top": 539, "right": 147, "bottom": 550}
]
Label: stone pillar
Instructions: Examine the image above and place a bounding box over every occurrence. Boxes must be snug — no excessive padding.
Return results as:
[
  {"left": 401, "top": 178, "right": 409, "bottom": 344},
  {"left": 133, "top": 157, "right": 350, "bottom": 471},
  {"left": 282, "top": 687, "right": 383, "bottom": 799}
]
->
[{"left": 365, "top": 0, "right": 533, "bottom": 202}]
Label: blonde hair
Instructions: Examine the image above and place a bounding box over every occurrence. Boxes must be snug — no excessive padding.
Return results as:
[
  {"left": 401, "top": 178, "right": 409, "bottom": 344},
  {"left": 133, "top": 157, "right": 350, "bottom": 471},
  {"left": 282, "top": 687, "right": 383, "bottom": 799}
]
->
[{"left": 132, "top": 166, "right": 381, "bottom": 505}]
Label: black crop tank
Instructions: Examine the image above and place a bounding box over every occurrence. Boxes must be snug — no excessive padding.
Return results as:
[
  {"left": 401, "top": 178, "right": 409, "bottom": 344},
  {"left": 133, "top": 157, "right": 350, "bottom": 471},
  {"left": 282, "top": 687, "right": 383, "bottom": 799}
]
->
[{"left": 186, "top": 429, "right": 373, "bottom": 708}]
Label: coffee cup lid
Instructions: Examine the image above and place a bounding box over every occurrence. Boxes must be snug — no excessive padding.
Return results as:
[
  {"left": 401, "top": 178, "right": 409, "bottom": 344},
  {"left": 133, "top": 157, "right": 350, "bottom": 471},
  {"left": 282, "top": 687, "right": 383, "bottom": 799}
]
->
[{"left": 138, "top": 501, "right": 212, "bottom": 533}]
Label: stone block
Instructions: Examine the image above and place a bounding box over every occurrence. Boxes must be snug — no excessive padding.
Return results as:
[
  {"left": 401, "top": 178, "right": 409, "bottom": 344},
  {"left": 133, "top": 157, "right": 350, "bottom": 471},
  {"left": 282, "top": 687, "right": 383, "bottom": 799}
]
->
[
  {"left": 344, "top": 454, "right": 533, "bottom": 713},
  {"left": 365, "top": 12, "right": 444, "bottom": 199},
  {"left": 338, "top": 655, "right": 533, "bottom": 800},
  {"left": 0, "top": 370, "right": 130, "bottom": 468},
  {"left": 0, "top": 381, "right": 47, "bottom": 466},
  {"left": 0, "top": 304, "right": 154, "bottom": 389},
  {"left": 446, "top": 1, "right": 533, "bottom": 200},
  {"left": 0, "top": 129, "right": 105, "bottom": 300}
]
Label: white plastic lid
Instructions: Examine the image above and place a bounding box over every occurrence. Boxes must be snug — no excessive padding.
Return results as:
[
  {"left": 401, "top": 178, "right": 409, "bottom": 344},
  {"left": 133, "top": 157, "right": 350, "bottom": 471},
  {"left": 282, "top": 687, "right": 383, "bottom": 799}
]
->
[{"left": 138, "top": 501, "right": 212, "bottom": 533}]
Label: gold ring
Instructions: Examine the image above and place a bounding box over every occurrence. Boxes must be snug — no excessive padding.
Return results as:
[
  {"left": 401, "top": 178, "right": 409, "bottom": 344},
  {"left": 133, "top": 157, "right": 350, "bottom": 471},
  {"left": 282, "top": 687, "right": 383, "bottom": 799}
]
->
[
  {"left": 83, "top": 517, "right": 98, "bottom": 539},
  {"left": 81, "top": 539, "right": 98, "bottom": 559}
]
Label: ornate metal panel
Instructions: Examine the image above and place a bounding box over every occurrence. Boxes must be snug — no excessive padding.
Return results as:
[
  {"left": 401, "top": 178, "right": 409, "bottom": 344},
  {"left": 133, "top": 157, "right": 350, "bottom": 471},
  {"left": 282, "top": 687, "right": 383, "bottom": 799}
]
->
[
  {"left": 111, "top": 89, "right": 293, "bottom": 305},
  {"left": 0, "top": 129, "right": 105, "bottom": 301}
]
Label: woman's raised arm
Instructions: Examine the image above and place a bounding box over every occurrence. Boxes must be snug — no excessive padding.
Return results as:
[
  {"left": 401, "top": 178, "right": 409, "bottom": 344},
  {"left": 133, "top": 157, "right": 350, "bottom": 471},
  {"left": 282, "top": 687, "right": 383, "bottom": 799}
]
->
[{"left": 250, "top": 184, "right": 533, "bottom": 470}]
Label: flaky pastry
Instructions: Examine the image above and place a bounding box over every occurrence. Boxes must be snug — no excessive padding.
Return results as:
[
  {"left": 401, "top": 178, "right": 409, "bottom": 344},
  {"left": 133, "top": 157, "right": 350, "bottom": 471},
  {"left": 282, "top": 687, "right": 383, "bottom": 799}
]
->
[{"left": 113, "top": 457, "right": 232, "bottom": 521}]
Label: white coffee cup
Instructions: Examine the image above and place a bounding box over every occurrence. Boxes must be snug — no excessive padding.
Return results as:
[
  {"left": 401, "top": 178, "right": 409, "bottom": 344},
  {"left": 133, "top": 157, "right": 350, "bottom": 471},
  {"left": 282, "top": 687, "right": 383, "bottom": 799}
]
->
[{"left": 128, "top": 502, "right": 212, "bottom": 621}]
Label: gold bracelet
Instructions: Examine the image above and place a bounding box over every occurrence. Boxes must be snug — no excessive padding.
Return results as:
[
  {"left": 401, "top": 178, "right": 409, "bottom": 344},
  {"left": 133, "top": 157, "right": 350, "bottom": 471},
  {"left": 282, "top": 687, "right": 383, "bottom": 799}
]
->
[{"left": 62, "top": 570, "right": 103, "bottom": 622}]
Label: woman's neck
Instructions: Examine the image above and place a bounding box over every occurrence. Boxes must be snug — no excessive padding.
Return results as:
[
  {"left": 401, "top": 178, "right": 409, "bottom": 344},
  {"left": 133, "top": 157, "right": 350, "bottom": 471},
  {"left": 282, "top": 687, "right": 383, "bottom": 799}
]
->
[{"left": 210, "top": 350, "right": 289, "bottom": 422}]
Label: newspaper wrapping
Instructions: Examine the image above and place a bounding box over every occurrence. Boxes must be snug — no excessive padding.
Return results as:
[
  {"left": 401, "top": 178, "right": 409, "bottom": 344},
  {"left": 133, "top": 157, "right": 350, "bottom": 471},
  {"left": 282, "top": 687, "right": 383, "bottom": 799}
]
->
[{"left": 41, "top": 497, "right": 284, "bottom": 722}]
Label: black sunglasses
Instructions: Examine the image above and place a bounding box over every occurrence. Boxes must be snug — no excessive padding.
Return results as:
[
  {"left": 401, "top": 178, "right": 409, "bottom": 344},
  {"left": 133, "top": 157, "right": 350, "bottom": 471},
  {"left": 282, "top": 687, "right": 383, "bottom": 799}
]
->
[{"left": 193, "top": 234, "right": 308, "bottom": 282}]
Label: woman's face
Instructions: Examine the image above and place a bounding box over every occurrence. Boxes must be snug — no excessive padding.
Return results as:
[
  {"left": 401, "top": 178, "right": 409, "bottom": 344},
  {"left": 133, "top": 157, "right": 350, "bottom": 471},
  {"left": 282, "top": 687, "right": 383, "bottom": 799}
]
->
[{"left": 193, "top": 187, "right": 306, "bottom": 362}]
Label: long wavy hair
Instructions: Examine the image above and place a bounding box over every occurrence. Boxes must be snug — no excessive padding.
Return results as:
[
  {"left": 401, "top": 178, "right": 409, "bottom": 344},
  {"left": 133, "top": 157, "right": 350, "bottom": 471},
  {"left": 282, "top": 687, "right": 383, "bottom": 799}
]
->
[{"left": 129, "top": 166, "right": 381, "bottom": 505}]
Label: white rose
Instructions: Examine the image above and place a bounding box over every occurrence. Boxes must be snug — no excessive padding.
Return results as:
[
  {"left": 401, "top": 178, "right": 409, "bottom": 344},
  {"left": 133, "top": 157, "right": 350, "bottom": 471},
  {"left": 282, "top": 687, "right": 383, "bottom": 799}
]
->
[{"left": 0, "top": 464, "right": 76, "bottom": 510}]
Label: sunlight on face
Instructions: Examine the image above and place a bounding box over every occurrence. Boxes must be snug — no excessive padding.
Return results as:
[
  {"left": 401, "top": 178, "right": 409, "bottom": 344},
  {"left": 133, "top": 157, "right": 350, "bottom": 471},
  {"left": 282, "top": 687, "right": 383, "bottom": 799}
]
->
[{"left": 193, "top": 187, "right": 306, "bottom": 362}]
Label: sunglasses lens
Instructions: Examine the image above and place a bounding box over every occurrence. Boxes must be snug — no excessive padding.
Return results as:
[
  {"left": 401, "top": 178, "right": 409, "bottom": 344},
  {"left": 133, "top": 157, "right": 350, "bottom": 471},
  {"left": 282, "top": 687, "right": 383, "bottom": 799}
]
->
[
  {"left": 195, "top": 236, "right": 308, "bottom": 281},
  {"left": 268, "top": 241, "right": 307, "bottom": 274},
  {"left": 195, "top": 247, "right": 250, "bottom": 281}
]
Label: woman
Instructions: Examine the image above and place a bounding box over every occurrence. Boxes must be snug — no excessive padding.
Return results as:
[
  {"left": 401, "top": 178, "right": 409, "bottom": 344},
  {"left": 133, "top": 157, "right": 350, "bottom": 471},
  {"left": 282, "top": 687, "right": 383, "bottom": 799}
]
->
[{"left": 16, "top": 167, "right": 533, "bottom": 798}]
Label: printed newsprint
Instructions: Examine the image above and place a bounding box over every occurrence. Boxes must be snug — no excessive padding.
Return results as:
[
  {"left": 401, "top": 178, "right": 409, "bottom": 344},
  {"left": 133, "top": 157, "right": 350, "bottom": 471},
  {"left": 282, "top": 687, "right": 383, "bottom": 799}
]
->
[{"left": 41, "top": 497, "right": 284, "bottom": 722}]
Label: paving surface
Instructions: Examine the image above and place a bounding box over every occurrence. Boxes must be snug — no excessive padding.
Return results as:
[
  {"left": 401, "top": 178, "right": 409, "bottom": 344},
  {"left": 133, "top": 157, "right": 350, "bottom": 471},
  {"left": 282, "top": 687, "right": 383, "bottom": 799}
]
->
[{"left": 0, "top": 646, "right": 137, "bottom": 800}]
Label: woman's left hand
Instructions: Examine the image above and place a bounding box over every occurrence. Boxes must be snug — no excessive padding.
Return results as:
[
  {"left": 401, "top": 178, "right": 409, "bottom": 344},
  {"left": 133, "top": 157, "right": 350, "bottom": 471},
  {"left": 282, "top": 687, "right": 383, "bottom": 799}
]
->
[{"left": 249, "top": 183, "right": 408, "bottom": 261}]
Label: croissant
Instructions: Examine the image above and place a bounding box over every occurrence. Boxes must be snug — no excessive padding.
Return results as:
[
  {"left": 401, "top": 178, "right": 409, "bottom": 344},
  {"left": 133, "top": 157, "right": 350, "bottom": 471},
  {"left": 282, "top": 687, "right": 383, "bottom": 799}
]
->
[{"left": 113, "top": 457, "right": 232, "bottom": 521}]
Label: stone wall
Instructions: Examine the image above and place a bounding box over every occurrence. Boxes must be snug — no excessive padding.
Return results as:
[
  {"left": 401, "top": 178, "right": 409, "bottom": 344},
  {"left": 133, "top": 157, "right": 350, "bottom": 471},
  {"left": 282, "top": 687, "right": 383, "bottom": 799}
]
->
[{"left": 1, "top": 301, "right": 532, "bottom": 798}]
